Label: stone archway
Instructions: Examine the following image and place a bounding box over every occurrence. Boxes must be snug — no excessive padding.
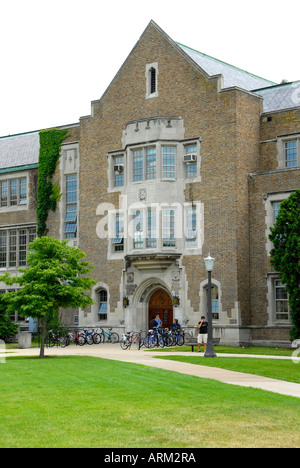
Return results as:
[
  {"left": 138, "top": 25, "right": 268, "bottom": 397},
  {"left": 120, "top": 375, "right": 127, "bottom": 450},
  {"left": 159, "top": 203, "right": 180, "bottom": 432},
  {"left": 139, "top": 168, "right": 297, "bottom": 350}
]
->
[{"left": 148, "top": 289, "right": 173, "bottom": 329}]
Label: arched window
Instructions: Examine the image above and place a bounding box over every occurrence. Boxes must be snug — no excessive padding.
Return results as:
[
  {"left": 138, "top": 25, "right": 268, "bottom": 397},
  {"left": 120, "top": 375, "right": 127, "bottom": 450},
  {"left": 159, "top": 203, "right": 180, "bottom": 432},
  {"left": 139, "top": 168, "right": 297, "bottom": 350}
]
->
[{"left": 98, "top": 289, "right": 108, "bottom": 320}]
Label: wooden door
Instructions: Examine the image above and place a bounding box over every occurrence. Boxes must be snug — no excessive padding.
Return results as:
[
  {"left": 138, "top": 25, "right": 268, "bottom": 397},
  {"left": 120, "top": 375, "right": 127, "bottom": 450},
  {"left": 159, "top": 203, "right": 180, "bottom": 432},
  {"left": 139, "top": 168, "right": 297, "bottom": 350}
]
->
[{"left": 149, "top": 289, "right": 173, "bottom": 329}]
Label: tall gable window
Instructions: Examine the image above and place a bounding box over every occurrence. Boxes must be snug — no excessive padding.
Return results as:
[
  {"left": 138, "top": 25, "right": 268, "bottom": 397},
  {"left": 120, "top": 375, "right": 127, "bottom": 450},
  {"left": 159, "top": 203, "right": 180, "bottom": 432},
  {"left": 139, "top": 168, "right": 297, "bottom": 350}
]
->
[{"left": 146, "top": 63, "right": 158, "bottom": 99}]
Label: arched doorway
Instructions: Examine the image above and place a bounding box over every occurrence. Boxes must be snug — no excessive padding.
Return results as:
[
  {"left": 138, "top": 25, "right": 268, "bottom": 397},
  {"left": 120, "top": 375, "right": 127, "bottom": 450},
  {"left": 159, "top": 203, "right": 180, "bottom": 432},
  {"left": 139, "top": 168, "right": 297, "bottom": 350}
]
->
[{"left": 148, "top": 289, "right": 173, "bottom": 329}]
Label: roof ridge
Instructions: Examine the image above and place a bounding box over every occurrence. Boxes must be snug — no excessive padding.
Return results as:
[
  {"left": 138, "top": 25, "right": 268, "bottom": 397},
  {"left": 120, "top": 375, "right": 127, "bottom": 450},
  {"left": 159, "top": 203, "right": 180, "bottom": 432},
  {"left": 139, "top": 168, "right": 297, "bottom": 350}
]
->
[{"left": 177, "top": 42, "right": 277, "bottom": 86}]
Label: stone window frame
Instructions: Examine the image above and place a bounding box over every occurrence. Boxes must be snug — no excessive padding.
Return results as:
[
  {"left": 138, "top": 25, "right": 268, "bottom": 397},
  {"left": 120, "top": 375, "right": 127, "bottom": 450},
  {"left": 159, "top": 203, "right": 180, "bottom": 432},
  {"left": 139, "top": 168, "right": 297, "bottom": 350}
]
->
[
  {"left": 277, "top": 133, "right": 300, "bottom": 169},
  {"left": 91, "top": 282, "right": 111, "bottom": 323},
  {"left": 0, "top": 225, "right": 37, "bottom": 270}
]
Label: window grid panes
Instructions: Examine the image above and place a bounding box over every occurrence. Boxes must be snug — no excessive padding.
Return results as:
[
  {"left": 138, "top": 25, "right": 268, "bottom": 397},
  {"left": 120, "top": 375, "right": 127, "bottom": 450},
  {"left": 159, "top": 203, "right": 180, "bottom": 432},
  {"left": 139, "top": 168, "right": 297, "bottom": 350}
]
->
[
  {"left": 65, "top": 174, "right": 77, "bottom": 239},
  {"left": 146, "top": 147, "right": 156, "bottom": 179},
  {"left": 162, "top": 147, "right": 176, "bottom": 179},
  {"left": 162, "top": 209, "right": 175, "bottom": 247},
  {"left": 187, "top": 207, "right": 197, "bottom": 247},
  {"left": 285, "top": 141, "right": 297, "bottom": 167},
  {"left": 114, "top": 213, "right": 124, "bottom": 251},
  {"left": 0, "top": 227, "right": 36, "bottom": 269},
  {"left": 275, "top": 280, "right": 289, "bottom": 321},
  {"left": 114, "top": 155, "right": 124, "bottom": 187},
  {"left": 98, "top": 289, "right": 108, "bottom": 320},
  {"left": 147, "top": 208, "right": 157, "bottom": 248},
  {"left": 133, "top": 150, "right": 143, "bottom": 181},
  {"left": 9, "top": 180, "right": 18, "bottom": 206},
  {"left": 134, "top": 210, "right": 143, "bottom": 249},
  {"left": 273, "top": 202, "right": 281, "bottom": 223}
]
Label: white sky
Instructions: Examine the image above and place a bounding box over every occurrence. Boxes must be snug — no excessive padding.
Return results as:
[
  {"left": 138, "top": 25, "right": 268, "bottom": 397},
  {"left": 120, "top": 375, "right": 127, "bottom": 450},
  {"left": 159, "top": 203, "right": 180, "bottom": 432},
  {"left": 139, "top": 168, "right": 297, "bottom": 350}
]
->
[{"left": 1, "top": 0, "right": 299, "bottom": 137}]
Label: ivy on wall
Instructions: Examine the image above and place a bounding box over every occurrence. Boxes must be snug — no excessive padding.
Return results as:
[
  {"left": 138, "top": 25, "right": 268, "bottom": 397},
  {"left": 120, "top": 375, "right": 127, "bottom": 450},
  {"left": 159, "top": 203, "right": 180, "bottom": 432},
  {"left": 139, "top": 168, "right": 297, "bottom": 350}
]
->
[{"left": 36, "top": 129, "right": 68, "bottom": 237}]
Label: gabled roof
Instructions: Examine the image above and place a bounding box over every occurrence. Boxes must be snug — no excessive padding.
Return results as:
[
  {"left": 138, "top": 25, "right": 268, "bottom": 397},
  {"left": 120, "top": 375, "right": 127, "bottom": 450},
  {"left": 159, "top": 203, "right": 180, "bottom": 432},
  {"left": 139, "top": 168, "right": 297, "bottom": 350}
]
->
[
  {"left": 0, "top": 131, "right": 39, "bottom": 171},
  {"left": 253, "top": 81, "right": 300, "bottom": 113},
  {"left": 178, "top": 43, "right": 277, "bottom": 91}
]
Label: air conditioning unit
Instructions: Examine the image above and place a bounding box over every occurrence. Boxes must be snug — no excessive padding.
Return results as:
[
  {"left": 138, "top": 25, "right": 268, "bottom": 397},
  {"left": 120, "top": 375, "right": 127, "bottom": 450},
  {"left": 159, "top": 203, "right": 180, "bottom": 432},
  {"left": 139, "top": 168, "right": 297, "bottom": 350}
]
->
[
  {"left": 114, "top": 165, "right": 124, "bottom": 173},
  {"left": 183, "top": 154, "right": 197, "bottom": 163}
]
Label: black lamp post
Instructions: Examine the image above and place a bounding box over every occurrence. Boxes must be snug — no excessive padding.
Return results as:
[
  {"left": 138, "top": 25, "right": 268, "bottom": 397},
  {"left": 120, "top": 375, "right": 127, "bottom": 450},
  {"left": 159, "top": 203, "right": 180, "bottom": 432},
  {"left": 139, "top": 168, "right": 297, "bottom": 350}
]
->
[{"left": 204, "top": 254, "right": 217, "bottom": 358}]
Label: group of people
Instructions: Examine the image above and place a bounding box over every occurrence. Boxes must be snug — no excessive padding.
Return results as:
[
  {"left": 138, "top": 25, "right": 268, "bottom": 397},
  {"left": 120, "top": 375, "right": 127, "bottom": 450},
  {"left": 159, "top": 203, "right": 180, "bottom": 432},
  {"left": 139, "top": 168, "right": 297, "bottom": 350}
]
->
[{"left": 149, "top": 314, "right": 209, "bottom": 353}]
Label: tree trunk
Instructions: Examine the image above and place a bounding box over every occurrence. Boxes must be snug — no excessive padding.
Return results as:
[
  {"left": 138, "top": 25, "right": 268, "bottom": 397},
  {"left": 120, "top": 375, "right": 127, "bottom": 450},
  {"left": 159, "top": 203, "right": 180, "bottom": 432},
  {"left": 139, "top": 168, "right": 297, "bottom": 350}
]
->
[{"left": 39, "top": 315, "right": 46, "bottom": 358}]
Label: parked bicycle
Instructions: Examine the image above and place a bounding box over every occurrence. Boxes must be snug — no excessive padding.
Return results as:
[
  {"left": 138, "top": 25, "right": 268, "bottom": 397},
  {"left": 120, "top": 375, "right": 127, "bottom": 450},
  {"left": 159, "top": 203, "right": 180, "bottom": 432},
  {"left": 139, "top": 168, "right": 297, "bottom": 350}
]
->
[
  {"left": 120, "top": 330, "right": 143, "bottom": 350},
  {"left": 144, "top": 327, "right": 164, "bottom": 348},
  {"left": 96, "top": 327, "right": 119, "bottom": 344},
  {"left": 65, "top": 330, "right": 85, "bottom": 346},
  {"left": 46, "top": 330, "right": 68, "bottom": 348}
]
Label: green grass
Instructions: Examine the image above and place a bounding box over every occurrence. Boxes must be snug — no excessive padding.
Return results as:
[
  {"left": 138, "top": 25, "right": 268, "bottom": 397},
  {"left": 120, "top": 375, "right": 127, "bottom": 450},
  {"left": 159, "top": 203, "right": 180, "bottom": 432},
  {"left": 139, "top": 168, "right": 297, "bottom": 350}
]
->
[
  {"left": 0, "top": 356, "right": 300, "bottom": 448},
  {"left": 154, "top": 345, "right": 294, "bottom": 356},
  {"left": 155, "top": 355, "right": 300, "bottom": 383}
]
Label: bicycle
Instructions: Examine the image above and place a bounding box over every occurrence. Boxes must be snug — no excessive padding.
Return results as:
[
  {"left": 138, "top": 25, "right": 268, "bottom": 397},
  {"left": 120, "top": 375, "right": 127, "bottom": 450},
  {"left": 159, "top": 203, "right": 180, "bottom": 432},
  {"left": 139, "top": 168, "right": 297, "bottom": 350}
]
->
[
  {"left": 46, "top": 330, "right": 68, "bottom": 348},
  {"left": 144, "top": 327, "right": 164, "bottom": 348},
  {"left": 97, "top": 327, "right": 119, "bottom": 344},
  {"left": 65, "top": 330, "right": 85, "bottom": 346},
  {"left": 120, "top": 330, "right": 143, "bottom": 350},
  {"left": 171, "top": 329, "right": 184, "bottom": 346}
]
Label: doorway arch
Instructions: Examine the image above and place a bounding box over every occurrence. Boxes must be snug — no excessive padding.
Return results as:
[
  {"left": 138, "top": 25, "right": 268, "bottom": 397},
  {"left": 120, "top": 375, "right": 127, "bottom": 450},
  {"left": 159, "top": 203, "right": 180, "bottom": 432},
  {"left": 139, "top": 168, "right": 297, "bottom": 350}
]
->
[{"left": 148, "top": 289, "right": 173, "bottom": 329}]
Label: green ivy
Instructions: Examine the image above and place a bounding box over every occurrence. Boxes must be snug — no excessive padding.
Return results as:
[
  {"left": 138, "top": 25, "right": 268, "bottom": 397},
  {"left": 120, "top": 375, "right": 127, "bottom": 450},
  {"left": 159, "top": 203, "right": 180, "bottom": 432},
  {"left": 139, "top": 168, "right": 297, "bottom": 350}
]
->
[{"left": 37, "top": 129, "right": 68, "bottom": 237}]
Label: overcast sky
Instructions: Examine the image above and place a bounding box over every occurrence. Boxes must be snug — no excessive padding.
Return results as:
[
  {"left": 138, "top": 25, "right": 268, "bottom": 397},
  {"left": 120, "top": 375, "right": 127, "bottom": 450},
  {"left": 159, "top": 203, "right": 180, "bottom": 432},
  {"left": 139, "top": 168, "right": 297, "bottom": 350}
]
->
[{"left": 1, "top": 0, "right": 299, "bottom": 137}]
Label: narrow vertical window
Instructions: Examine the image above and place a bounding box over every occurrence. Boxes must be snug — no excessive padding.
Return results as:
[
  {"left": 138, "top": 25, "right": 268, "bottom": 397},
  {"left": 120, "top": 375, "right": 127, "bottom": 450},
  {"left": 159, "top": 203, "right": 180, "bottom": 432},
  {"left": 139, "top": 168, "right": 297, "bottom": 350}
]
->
[
  {"left": 187, "top": 207, "right": 197, "bottom": 247},
  {"left": 114, "top": 213, "right": 124, "bottom": 252},
  {"left": 98, "top": 289, "right": 108, "bottom": 320},
  {"left": 162, "top": 209, "right": 175, "bottom": 247},
  {"left": 114, "top": 155, "right": 124, "bottom": 187},
  {"left": 162, "top": 147, "right": 176, "bottom": 179},
  {"left": 134, "top": 210, "right": 143, "bottom": 249},
  {"left": 65, "top": 174, "right": 77, "bottom": 239},
  {"left": 147, "top": 208, "right": 157, "bottom": 248},
  {"left": 146, "top": 147, "right": 156, "bottom": 179},
  {"left": 133, "top": 150, "right": 143, "bottom": 181},
  {"left": 150, "top": 67, "right": 156, "bottom": 94},
  {"left": 285, "top": 140, "right": 297, "bottom": 167},
  {"left": 0, "top": 182, "right": 7, "bottom": 207},
  {"left": 9, "top": 180, "right": 18, "bottom": 206},
  {"left": 0, "top": 231, "right": 7, "bottom": 267},
  {"left": 275, "top": 280, "right": 289, "bottom": 321}
]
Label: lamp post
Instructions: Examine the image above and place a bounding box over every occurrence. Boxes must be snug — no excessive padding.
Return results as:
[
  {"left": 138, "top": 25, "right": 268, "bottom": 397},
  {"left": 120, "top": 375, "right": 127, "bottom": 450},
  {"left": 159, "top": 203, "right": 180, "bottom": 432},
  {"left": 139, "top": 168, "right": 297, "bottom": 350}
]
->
[{"left": 204, "top": 254, "right": 217, "bottom": 358}]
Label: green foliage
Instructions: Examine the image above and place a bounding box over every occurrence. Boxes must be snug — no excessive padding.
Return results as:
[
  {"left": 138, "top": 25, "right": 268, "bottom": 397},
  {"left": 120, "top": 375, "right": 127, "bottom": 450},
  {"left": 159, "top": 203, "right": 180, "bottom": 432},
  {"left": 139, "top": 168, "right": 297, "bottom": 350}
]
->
[
  {"left": 0, "top": 237, "right": 96, "bottom": 355},
  {"left": 0, "top": 295, "right": 18, "bottom": 341},
  {"left": 36, "top": 129, "right": 68, "bottom": 237},
  {"left": 269, "top": 190, "right": 300, "bottom": 340}
]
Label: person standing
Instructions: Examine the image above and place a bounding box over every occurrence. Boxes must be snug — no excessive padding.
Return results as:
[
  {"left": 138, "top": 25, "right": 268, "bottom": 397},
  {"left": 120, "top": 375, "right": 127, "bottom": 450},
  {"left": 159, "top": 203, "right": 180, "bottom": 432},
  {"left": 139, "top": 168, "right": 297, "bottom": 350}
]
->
[{"left": 198, "top": 316, "right": 208, "bottom": 352}]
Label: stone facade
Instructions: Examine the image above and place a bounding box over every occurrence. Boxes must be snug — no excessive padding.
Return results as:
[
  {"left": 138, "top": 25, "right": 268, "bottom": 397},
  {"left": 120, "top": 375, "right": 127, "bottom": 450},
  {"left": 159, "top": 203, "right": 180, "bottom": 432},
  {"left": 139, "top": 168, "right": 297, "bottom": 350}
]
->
[{"left": 0, "top": 21, "right": 299, "bottom": 345}]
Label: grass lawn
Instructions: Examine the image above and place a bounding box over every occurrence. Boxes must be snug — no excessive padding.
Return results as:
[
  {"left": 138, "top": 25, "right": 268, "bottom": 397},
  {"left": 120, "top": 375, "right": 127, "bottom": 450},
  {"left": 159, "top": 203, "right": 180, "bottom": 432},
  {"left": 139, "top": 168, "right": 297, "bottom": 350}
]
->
[
  {"left": 0, "top": 356, "right": 299, "bottom": 448},
  {"left": 155, "top": 345, "right": 294, "bottom": 356},
  {"left": 155, "top": 355, "right": 300, "bottom": 384}
]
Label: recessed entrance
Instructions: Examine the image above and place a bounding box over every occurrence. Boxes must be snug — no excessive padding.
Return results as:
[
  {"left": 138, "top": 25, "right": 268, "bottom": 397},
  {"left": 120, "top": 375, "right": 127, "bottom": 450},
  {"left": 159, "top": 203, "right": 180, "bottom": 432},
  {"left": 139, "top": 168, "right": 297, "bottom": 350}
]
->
[{"left": 148, "top": 289, "right": 173, "bottom": 329}]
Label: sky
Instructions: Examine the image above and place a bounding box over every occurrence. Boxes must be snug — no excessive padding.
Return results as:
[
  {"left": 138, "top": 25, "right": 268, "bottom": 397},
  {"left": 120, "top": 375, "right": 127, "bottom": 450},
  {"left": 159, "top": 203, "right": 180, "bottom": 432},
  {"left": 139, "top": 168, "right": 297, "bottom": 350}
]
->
[{"left": 1, "top": 0, "right": 299, "bottom": 137}]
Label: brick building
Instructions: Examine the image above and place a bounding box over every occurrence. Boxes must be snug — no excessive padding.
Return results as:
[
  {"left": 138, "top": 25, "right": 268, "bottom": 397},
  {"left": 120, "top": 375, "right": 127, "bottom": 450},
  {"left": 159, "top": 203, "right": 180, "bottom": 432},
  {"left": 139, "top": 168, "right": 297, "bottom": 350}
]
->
[{"left": 0, "top": 21, "right": 299, "bottom": 345}]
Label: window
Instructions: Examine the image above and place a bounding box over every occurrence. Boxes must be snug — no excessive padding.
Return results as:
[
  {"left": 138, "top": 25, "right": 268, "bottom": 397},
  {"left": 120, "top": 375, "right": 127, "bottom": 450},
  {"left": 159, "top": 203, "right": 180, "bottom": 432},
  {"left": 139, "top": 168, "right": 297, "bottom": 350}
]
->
[
  {"left": 146, "top": 147, "right": 156, "bottom": 179},
  {"left": 185, "top": 144, "right": 197, "bottom": 178},
  {"left": 114, "top": 213, "right": 124, "bottom": 252},
  {"left": 133, "top": 210, "right": 143, "bottom": 249},
  {"left": 285, "top": 140, "right": 297, "bottom": 167},
  {"left": 0, "top": 227, "right": 36, "bottom": 269},
  {"left": 162, "top": 209, "right": 175, "bottom": 247},
  {"left": 65, "top": 174, "right": 77, "bottom": 239},
  {"left": 162, "top": 147, "right": 176, "bottom": 179},
  {"left": 98, "top": 289, "right": 108, "bottom": 320},
  {"left": 146, "top": 63, "right": 158, "bottom": 99},
  {"left": 0, "top": 177, "right": 27, "bottom": 208},
  {"left": 275, "top": 280, "right": 289, "bottom": 321},
  {"left": 114, "top": 155, "right": 124, "bottom": 187},
  {"left": 273, "top": 202, "right": 281, "bottom": 223},
  {"left": 133, "top": 150, "right": 143, "bottom": 181},
  {"left": 147, "top": 208, "right": 157, "bottom": 248},
  {"left": 186, "top": 207, "right": 197, "bottom": 247}
]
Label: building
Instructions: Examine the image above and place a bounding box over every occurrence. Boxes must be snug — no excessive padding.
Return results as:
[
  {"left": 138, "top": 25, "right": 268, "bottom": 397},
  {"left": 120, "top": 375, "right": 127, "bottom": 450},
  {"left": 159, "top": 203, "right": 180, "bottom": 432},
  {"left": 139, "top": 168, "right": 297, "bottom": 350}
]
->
[{"left": 0, "top": 21, "right": 299, "bottom": 345}]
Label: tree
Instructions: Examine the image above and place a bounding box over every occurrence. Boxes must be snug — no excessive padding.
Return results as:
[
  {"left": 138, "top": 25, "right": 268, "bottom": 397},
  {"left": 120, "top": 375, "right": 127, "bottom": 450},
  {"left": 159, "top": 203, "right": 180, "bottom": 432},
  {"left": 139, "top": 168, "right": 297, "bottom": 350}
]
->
[
  {"left": 0, "top": 237, "right": 96, "bottom": 357},
  {"left": 269, "top": 190, "right": 300, "bottom": 341},
  {"left": 0, "top": 295, "right": 18, "bottom": 342}
]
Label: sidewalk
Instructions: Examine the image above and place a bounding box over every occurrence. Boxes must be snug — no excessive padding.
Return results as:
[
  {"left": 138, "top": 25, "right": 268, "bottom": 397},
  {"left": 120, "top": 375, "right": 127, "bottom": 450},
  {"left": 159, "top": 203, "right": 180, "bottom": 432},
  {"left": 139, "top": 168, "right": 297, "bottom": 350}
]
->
[{"left": 2, "top": 344, "right": 300, "bottom": 398}]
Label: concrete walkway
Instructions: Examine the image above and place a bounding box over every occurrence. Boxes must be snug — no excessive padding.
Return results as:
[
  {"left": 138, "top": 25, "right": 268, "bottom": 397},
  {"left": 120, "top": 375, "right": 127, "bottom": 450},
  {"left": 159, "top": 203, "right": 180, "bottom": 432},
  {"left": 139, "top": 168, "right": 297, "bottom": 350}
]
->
[{"left": 2, "top": 344, "right": 300, "bottom": 398}]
